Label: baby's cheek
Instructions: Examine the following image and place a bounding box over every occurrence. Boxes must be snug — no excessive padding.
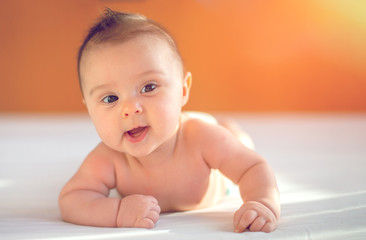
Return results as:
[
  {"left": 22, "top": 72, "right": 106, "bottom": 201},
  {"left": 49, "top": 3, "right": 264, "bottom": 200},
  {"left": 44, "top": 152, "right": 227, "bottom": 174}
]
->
[{"left": 95, "top": 124, "right": 121, "bottom": 150}]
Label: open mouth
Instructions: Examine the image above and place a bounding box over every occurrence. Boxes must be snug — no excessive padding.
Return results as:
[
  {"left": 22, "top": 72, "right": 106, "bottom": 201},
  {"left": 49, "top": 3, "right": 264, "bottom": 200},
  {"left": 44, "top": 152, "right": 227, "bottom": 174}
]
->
[{"left": 124, "top": 126, "right": 149, "bottom": 143}]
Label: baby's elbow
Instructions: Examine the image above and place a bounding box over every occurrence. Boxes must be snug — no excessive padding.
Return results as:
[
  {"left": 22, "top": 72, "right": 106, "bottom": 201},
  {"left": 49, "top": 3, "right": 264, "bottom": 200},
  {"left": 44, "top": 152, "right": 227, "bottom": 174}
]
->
[
  {"left": 58, "top": 189, "right": 78, "bottom": 223},
  {"left": 58, "top": 193, "right": 69, "bottom": 221}
]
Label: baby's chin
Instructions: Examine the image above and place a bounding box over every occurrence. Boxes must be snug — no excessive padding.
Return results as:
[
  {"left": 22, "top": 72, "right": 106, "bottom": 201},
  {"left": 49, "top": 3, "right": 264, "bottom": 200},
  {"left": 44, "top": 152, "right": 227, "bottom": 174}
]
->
[{"left": 116, "top": 143, "right": 160, "bottom": 160}]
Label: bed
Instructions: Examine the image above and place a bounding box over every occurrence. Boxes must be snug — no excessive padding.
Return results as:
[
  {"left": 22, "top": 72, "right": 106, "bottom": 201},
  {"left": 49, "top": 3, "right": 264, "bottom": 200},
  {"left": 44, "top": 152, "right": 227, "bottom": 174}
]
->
[{"left": 1, "top": 113, "right": 365, "bottom": 239}]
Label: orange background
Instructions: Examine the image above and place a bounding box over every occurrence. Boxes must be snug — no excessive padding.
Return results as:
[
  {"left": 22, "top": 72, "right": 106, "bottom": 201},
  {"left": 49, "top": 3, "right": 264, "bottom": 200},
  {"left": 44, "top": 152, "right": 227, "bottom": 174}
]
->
[{"left": 1, "top": 0, "right": 366, "bottom": 113}]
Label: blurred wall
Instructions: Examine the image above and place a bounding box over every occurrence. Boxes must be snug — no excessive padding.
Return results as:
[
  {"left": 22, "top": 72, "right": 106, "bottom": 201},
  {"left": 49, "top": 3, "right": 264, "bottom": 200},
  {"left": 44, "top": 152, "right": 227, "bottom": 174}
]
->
[{"left": 1, "top": 0, "right": 366, "bottom": 113}]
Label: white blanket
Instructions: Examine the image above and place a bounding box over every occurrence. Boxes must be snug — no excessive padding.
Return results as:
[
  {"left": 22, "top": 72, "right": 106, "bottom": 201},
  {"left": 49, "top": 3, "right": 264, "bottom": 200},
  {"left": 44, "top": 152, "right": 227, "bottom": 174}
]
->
[{"left": 1, "top": 113, "right": 365, "bottom": 239}]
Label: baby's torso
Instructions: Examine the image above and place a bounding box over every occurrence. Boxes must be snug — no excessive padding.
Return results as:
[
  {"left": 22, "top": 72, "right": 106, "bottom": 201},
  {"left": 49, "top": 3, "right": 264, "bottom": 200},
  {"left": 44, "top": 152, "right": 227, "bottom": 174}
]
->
[
  {"left": 110, "top": 114, "right": 227, "bottom": 212},
  {"left": 113, "top": 150, "right": 226, "bottom": 212}
]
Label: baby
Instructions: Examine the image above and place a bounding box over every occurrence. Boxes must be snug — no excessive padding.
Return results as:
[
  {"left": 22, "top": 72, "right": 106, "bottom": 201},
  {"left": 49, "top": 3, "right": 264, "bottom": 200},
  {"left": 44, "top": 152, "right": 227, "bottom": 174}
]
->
[{"left": 59, "top": 9, "right": 280, "bottom": 233}]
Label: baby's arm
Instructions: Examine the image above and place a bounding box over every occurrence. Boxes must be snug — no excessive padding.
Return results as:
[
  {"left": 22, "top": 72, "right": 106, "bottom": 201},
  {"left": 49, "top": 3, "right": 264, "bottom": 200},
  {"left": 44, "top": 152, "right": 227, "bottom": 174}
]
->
[
  {"left": 194, "top": 121, "right": 280, "bottom": 232},
  {"left": 58, "top": 143, "right": 160, "bottom": 228},
  {"left": 232, "top": 162, "right": 279, "bottom": 233}
]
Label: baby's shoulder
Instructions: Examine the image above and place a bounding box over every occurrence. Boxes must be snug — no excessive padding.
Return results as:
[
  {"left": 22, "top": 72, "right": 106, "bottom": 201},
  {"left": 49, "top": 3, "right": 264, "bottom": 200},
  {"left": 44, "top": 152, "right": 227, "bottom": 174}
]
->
[
  {"left": 72, "top": 142, "right": 120, "bottom": 189},
  {"left": 180, "top": 113, "right": 228, "bottom": 144},
  {"left": 81, "top": 142, "right": 123, "bottom": 171},
  {"left": 179, "top": 113, "right": 242, "bottom": 168},
  {"left": 181, "top": 114, "right": 211, "bottom": 134}
]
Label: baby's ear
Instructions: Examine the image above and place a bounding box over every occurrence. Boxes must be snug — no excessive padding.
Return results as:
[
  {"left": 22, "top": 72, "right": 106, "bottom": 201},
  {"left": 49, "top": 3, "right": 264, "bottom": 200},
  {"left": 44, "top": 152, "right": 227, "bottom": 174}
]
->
[{"left": 182, "top": 72, "right": 192, "bottom": 106}]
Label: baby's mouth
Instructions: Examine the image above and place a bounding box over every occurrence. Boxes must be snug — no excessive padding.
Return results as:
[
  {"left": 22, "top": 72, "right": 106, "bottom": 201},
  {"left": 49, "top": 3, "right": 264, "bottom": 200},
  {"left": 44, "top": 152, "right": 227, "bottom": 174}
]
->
[{"left": 124, "top": 126, "right": 149, "bottom": 143}]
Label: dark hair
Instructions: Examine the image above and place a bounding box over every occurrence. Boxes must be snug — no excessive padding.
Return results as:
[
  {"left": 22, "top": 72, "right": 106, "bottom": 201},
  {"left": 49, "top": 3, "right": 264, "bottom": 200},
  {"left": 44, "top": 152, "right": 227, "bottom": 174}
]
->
[{"left": 77, "top": 8, "right": 184, "bottom": 93}]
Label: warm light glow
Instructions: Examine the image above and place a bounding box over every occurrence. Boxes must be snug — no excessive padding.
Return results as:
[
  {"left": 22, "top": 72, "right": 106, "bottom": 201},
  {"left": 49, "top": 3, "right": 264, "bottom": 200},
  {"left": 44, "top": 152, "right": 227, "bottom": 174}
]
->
[{"left": 1, "top": 1, "right": 366, "bottom": 112}]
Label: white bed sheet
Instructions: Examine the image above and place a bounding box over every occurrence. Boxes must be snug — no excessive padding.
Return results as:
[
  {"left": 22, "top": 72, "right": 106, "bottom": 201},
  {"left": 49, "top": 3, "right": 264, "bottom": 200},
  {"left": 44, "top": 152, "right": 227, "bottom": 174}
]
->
[{"left": 1, "top": 113, "right": 365, "bottom": 240}]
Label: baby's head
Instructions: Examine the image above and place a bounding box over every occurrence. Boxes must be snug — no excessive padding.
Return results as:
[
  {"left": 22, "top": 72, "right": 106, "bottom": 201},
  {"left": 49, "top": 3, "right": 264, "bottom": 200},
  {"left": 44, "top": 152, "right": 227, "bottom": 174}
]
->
[
  {"left": 78, "top": 8, "right": 184, "bottom": 95},
  {"left": 77, "top": 9, "right": 191, "bottom": 156}
]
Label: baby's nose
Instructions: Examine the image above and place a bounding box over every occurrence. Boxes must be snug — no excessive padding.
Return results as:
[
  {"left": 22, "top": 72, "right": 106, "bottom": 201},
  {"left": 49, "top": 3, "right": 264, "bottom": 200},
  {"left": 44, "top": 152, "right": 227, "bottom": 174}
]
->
[{"left": 121, "top": 102, "right": 142, "bottom": 118}]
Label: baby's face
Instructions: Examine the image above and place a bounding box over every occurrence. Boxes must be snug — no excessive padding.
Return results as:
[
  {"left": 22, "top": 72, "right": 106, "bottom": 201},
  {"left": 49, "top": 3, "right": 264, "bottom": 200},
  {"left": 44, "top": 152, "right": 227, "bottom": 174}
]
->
[{"left": 80, "top": 35, "right": 189, "bottom": 157}]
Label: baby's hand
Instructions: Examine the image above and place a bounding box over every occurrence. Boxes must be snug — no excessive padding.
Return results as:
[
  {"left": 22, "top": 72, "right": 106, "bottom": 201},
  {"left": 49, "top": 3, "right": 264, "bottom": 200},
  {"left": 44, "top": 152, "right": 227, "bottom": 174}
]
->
[
  {"left": 117, "top": 194, "right": 161, "bottom": 229},
  {"left": 233, "top": 201, "right": 277, "bottom": 233}
]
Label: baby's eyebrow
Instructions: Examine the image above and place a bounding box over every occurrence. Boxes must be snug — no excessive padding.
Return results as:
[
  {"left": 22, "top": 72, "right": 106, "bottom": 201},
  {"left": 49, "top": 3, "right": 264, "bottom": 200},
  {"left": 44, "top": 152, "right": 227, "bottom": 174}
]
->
[
  {"left": 137, "top": 69, "right": 165, "bottom": 78},
  {"left": 89, "top": 84, "right": 109, "bottom": 96}
]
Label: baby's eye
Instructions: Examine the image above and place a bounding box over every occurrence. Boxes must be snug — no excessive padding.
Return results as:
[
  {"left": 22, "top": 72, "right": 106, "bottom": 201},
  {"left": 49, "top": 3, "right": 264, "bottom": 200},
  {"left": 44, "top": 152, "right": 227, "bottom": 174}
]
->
[
  {"left": 141, "top": 83, "right": 157, "bottom": 93},
  {"left": 102, "top": 95, "right": 119, "bottom": 104}
]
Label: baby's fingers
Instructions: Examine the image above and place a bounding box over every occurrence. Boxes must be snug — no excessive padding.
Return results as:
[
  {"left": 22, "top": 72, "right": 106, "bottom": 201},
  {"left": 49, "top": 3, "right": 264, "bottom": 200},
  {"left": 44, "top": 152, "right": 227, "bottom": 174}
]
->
[
  {"left": 136, "top": 218, "right": 155, "bottom": 229},
  {"left": 234, "top": 209, "right": 258, "bottom": 233},
  {"left": 249, "top": 217, "right": 276, "bottom": 232},
  {"left": 262, "top": 222, "right": 276, "bottom": 233},
  {"left": 136, "top": 209, "right": 160, "bottom": 229},
  {"left": 137, "top": 202, "right": 160, "bottom": 228},
  {"left": 134, "top": 209, "right": 159, "bottom": 229},
  {"left": 249, "top": 216, "right": 267, "bottom": 232},
  {"left": 151, "top": 202, "right": 161, "bottom": 214},
  {"left": 146, "top": 209, "right": 160, "bottom": 224}
]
